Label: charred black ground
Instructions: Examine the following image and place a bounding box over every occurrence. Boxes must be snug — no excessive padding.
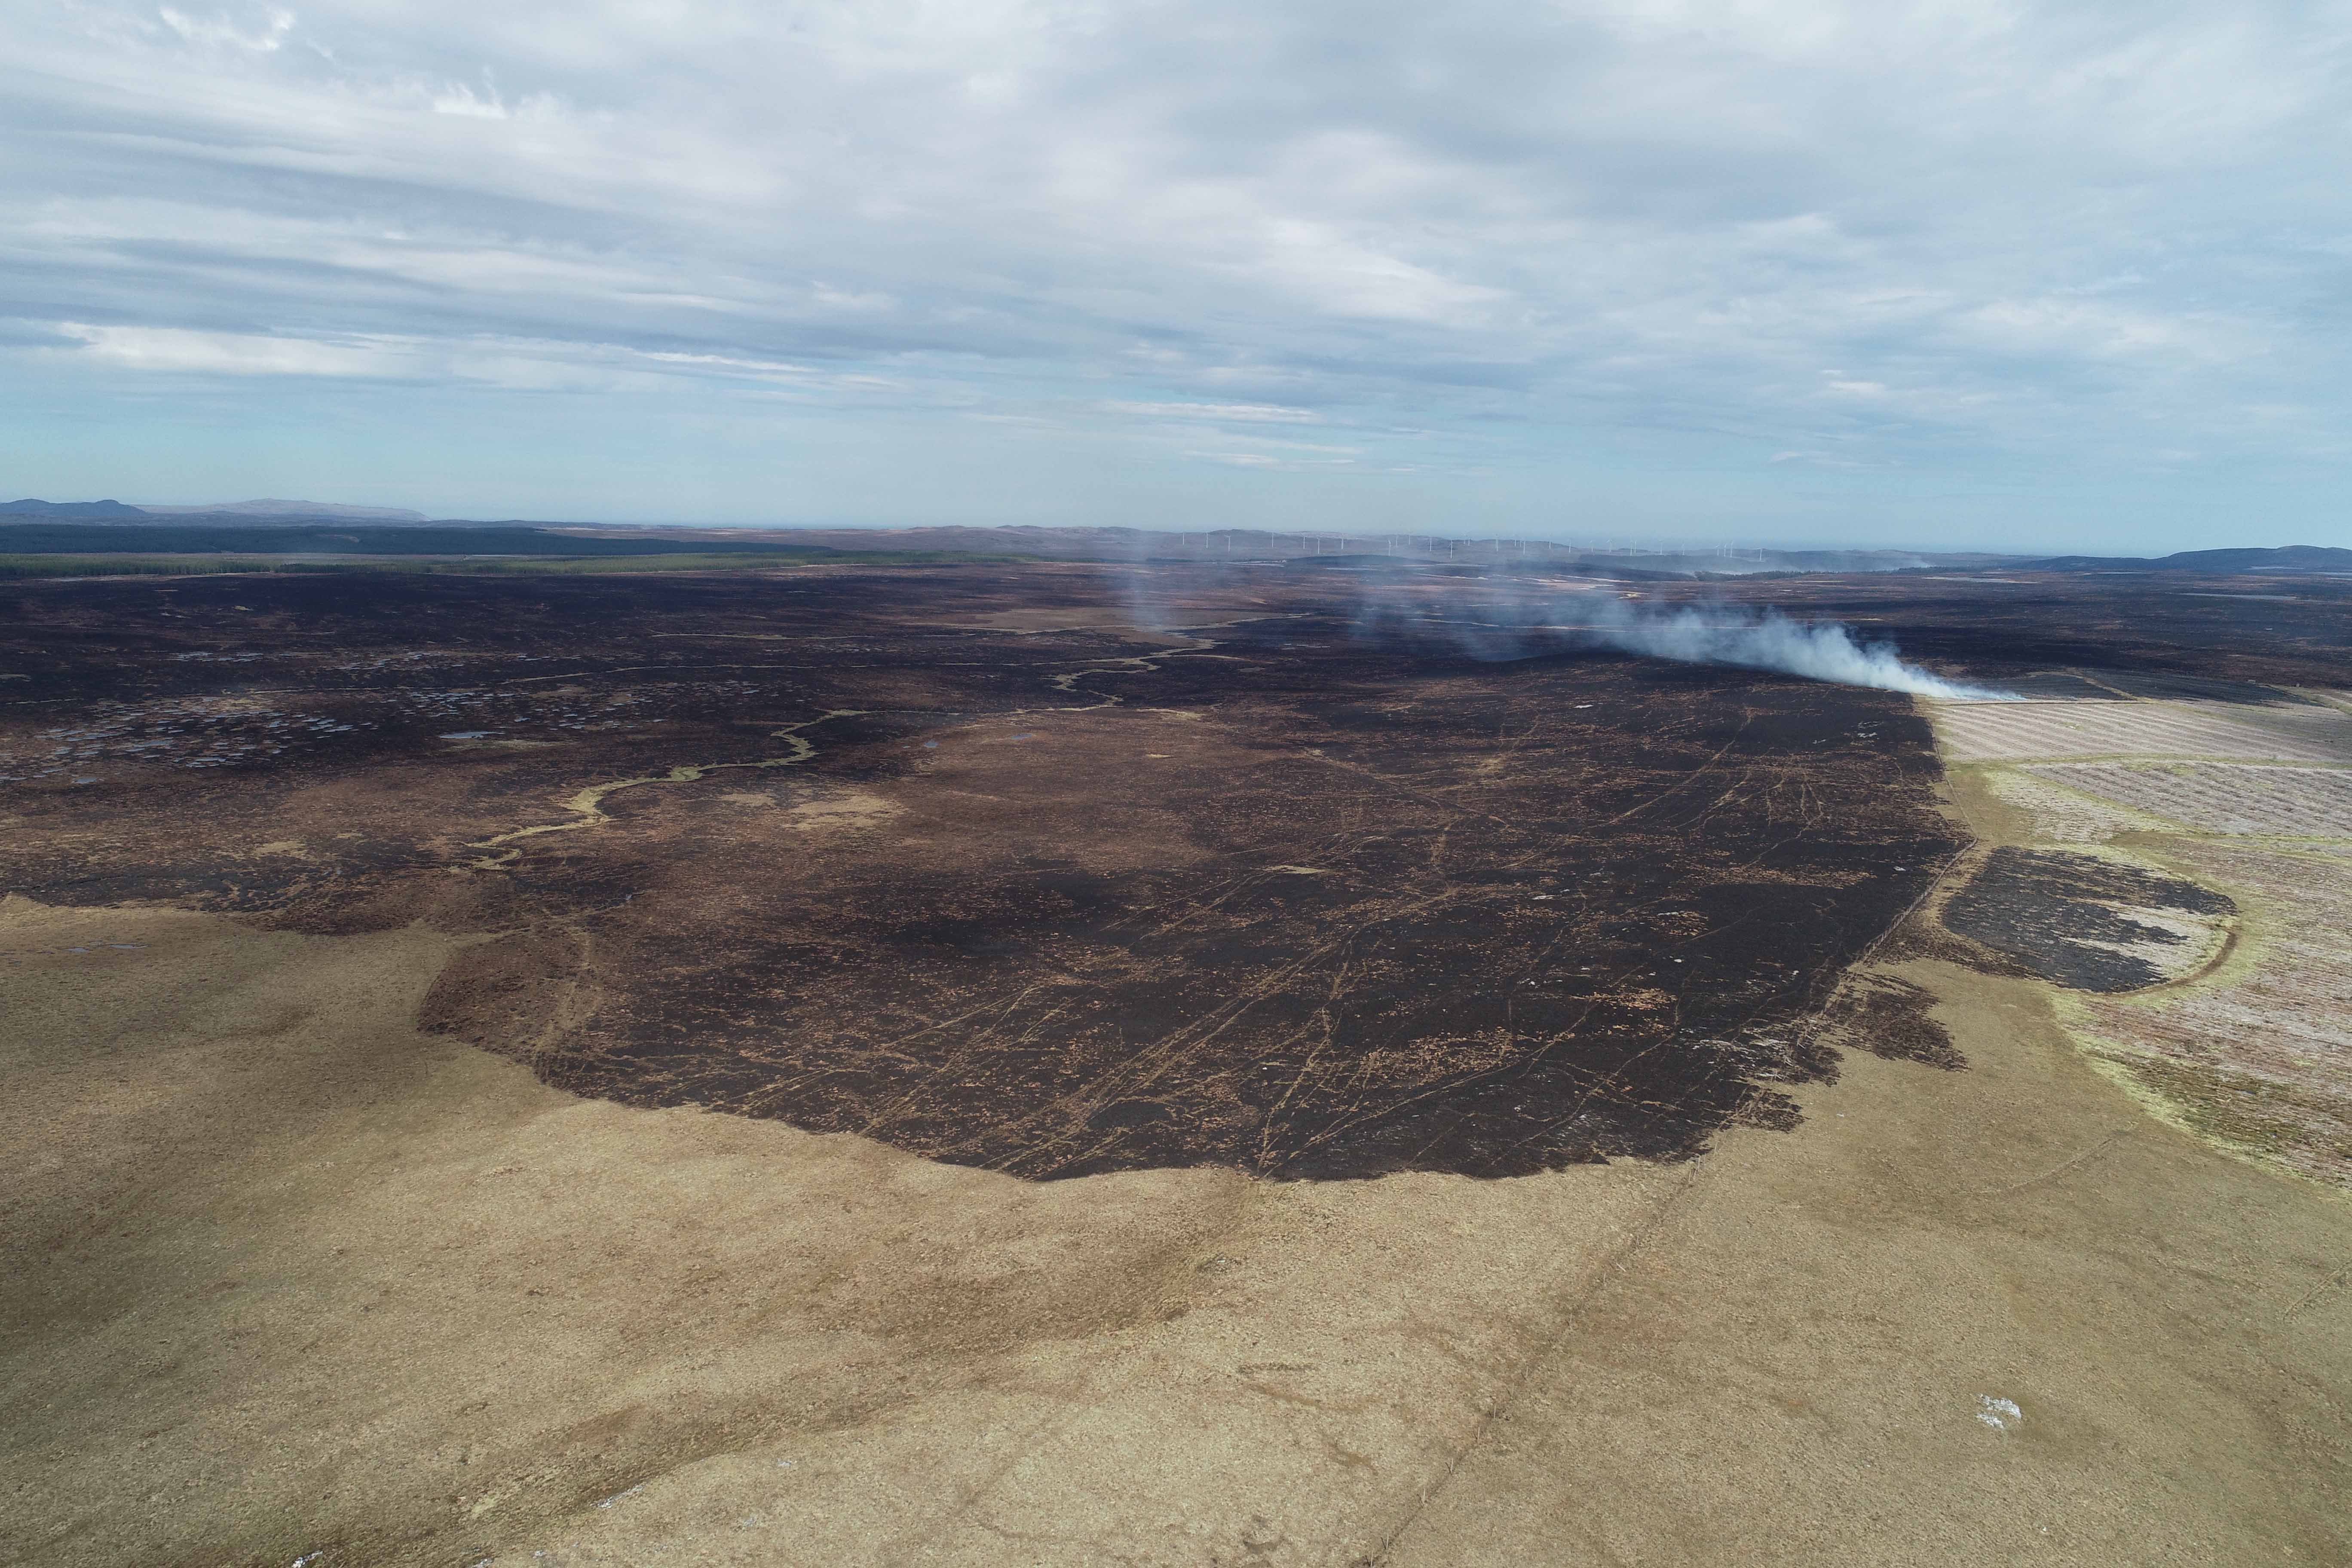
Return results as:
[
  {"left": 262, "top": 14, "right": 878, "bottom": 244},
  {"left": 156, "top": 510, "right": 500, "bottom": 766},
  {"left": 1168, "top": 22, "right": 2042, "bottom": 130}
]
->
[
  {"left": 8, "top": 559, "right": 2341, "bottom": 1179},
  {"left": 1942, "top": 848, "right": 2236, "bottom": 994}
]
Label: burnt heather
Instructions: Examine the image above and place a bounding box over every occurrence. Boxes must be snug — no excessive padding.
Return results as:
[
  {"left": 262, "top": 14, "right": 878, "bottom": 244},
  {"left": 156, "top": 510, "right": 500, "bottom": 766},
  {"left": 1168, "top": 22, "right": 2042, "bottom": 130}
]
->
[{"left": 6, "top": 562, "right": 1977, "bottom": 1178}]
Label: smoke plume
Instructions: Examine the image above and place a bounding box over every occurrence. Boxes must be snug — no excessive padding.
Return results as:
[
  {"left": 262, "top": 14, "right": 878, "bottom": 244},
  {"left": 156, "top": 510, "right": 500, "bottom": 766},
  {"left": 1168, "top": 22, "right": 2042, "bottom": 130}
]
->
[
  {"left": 1108, "top": 549, "right": 2017, "bottom": 701},
  {"left": 1570, "top": 602, "right": 2015, "bottom": 700}
]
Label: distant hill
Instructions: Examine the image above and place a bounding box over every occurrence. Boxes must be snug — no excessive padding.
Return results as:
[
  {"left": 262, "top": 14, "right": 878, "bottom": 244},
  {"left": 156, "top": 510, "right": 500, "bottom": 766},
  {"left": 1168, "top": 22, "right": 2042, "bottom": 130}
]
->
[
  {"left": 530, "top": 525, "right": 2025, "bottom": 575},
  {"left": 1, "top": 497, "right": 433, "bottom": 523},
  {"left": 135, "top": 499, "right": 431, "bottom": 522},
  {"left": 2029, "top": 545, "right": 2352, "bottom": 574},
  {"left": 1, "top": 499, "right": 147, "bottom": 517},
  {"left": 0, "top": 521, "right": 846, "bottom": 557}
]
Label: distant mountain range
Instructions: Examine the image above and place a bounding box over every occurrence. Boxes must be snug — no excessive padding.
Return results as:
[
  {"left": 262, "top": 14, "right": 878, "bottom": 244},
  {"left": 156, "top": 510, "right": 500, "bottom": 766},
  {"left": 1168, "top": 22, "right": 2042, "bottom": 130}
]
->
[
  {"left": 3, "top": 503, "right": 2344, "bottom": 574},
  {"left": 2025, "top": 545, "right": 2352, "bottom": 574},
  {"left": 2, "top": 498, "right": 429, "bottom": 522},
  {"left": 0, "top": 498, "right": 149, "bottom": 517},
  {"left": 0, "top": 521, "right": 841, "bottom": 560}
]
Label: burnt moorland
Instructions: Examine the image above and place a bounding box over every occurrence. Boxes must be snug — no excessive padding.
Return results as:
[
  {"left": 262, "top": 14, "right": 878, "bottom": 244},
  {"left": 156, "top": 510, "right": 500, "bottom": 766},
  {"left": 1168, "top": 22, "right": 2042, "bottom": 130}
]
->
[{"left": 5, "top": 560, "right": 2348, "bottom": 1180}]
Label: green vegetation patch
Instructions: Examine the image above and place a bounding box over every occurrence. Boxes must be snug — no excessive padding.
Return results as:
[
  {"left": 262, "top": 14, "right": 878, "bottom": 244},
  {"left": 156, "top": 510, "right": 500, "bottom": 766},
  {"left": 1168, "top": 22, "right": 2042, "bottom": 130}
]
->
[{"left": 0, "top": 556, "right": 281, "bottom": 580}]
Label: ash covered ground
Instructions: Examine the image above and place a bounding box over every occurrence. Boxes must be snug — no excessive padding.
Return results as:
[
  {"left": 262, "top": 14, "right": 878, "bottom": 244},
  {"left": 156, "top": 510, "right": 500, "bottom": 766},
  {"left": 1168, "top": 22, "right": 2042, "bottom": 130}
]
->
[{"left": 5, "top": 559, "right": 2348, "bottom": 1181}]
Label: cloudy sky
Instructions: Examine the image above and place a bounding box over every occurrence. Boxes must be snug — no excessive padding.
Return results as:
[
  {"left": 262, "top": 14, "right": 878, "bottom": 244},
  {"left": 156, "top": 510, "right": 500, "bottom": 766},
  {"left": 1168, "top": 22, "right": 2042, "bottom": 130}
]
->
[{"left": 5, "top": 1, "right": 2349, "bottom": 548}]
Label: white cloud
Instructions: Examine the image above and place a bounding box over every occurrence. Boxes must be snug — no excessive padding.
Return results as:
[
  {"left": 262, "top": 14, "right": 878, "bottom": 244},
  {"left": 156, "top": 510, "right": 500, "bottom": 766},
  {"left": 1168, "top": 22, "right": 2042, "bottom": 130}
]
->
[
  {"left": 156, "top": 6, "right": 294, "bottom": 53},
  {"left": 1961, "top": 298, "right": 2244, "bottom": 362},
  {"left": 43, "top": 323, "right": 928, "bottom": 399},
  {"left": 55, "top": 322, "right": 404, "bottom": 377},
  {"left": 1186, "top": 450, "right": 1355, "bottom": 471},
  {"left": 429, "top": 82, "right": 508, "bottom": 119},
  {"left": 1105, "top": 401, "right": 1321, "bottom": 423}
]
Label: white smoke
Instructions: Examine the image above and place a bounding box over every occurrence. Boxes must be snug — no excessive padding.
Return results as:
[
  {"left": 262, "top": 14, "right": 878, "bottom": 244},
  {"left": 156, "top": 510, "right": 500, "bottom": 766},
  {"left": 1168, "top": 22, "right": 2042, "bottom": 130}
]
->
[
  {"left": 1107, "top": 558, "right": 2020, "bottom": 701},
  {"left": 1571, "top": 602, "right": 2018, "bottom": 701}
]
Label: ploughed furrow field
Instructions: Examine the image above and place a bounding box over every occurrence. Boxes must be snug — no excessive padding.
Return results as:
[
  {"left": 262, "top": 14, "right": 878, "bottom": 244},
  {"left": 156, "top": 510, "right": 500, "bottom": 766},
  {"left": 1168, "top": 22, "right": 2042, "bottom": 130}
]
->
[
  {"left": 2080, "top": 842, "right": 2352, "bottom": 1188},
  {"left": 1926, "top": 684, "right": 2352, "bottom": 1188},
  {"left": 2027, "top": 761, "right": 2352, "bottom": 839},
  {"left": 1980, "top": 768, "right": 2172, "bottom": 843},
  {"left": 1929, "top": 695, "right": 2352, "bottom": 765}
]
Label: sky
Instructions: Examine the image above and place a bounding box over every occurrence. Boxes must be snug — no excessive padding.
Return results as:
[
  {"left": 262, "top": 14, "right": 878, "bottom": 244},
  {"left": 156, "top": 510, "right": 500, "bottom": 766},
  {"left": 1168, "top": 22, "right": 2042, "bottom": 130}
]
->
[{"left": 4, "top": 1, "right": 2350, "bottom": 551}]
